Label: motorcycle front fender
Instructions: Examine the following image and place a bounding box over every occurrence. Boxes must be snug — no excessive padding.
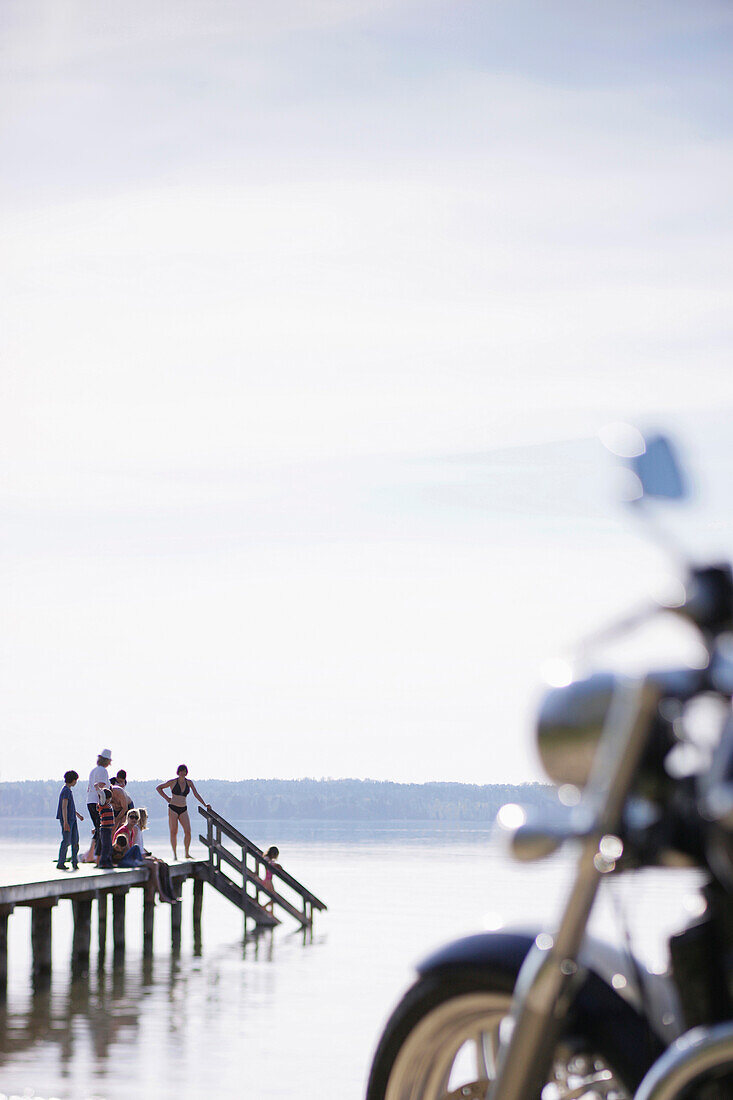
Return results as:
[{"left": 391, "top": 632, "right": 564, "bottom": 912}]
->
[
  {"left": 418, "top": 928, "right": 682, "bottom": 1090},
  {"left": 635, "top": 1021, "right": 733, "bottom": 1100}
]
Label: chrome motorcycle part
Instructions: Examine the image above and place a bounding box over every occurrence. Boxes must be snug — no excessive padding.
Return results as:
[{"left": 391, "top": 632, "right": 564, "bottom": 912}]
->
[
  {"left": 634, "top": 1021, "right": 733, "bottom": 1100},
  {"left": 366, "top": 977, "right": 630, "bottom": 1100},
  {"left": 537, "top": 670, "right": 693, "bottom": 795},
  {"left": 536, "top": 673, "right": 617, "bottom": 788},
  {"left": 417, "top": 930, "right": 680, "bottom": 1072},
  {"left": 490, "top": 678, "right": 663, "bottom": 1100},
  {"left": 506, "top": 802, "right": 593, "bottom": 862}
]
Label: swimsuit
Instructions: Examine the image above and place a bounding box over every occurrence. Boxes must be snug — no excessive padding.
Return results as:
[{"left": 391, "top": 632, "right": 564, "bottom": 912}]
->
[{"left": 170, "top": 777, "right": 190, "bottom": 815}]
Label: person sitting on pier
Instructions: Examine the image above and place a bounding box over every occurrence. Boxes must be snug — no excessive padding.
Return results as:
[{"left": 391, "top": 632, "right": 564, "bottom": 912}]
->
[
  {"left": 132, "top": 807, "right": 148, "bottom": 854},
  {"left": 95, "top": 784, "right": 115, "bottom": 869},
  {"left": 113, "top": 807, "right": 141, "bottom": 853},
  {"left": 56, "top": 770, "right": 84, "bottom": 871},
  {"left": 86, "top": 749, "right": 112, "bottom": 857},
  {"left": 156, "top": 765, "right": 210, "bottom": 861},
  {"left": 111, "top": 833, "right": 144, "bottom": 868},
  {"left": 133, "top": 808, "right": 177, "bottom": 903}
]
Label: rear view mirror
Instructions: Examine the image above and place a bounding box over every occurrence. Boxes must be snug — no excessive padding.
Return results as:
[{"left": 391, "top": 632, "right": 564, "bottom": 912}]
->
[
  {"left": 600, "top": 424, "right": 689, "bottom": 504},
  {"left": 630, "top": 433, "right": 688, "bottom": 502}
]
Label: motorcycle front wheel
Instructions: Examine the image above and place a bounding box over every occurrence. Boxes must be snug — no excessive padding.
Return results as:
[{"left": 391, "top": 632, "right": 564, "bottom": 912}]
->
[{"left": 366, "top": 970, "right": 630, "bottom": 1100}]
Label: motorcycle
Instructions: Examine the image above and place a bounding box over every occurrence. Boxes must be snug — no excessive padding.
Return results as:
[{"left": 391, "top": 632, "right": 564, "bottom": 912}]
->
[{"left": 366, "top": 430, "right": 733, "bottom": 1100}]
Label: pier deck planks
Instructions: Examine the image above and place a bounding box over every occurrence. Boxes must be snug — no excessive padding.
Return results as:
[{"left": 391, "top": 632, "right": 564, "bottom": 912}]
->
[{"left": 0, "top": 860, "right": 207, "bottom": 905}]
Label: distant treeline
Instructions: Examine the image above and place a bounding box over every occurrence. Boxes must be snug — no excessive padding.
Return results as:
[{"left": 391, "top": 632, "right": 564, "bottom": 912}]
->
[{"left": 0, "top": 778, "right": 552, "bottom": 823}]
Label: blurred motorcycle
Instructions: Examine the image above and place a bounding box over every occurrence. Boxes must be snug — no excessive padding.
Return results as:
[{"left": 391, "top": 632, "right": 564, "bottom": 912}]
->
[{"left": 367, "top": 431, "right": 733, "bottom": 1100}]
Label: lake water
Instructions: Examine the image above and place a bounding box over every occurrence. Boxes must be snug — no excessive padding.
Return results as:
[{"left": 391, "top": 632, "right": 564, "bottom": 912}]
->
[{"left": 0, "top": 820, "right": 703, "bottom": 1100}]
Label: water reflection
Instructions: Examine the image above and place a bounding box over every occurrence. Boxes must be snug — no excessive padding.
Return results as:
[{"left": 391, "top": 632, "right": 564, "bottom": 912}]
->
[
  {"left": 0, "top": 960, "right": 150, "bottom": 1070},
  {"left": 2, "top": 829, "right": 484, "bottom": 1100},
  {"left": 0, "top": 968, "right": 139, "bottom": 1068},
  {"left": 245, "top": 926, "right": 275, "bottom": 961},
  {"left": 0, "top": 926, "right": 305, "bottom": 1085}
]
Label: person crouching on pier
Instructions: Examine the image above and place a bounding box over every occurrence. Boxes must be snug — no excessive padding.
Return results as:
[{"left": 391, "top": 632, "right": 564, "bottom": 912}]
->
[
  {"left": 109, "top": 775, "right": 132, "bottom": 830},
  {"left": 56, "top": 770, "right": 84, "bottom": 870},
  {"left": 95, "top": 783, "right": 115, "bottom": 869}
]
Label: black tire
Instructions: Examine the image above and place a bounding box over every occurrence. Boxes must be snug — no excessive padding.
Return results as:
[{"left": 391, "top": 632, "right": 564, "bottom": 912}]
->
[{"left": 366, "top": 969, "right": 630, "bottom": 1100}]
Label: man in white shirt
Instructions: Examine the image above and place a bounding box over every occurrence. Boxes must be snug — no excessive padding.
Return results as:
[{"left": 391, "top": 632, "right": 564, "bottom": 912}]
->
[{"left": 86, "top": 750, "right": 112, "bottom": 855}]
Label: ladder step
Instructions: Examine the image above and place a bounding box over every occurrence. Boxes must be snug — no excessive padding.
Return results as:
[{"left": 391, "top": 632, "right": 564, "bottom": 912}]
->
[
  {"left": 198, "top": 807, "right": 326, "bottom": 928},
  {"left": 207, "top": 868, "right": 280, "bottom": 927},
  {"left": 200, "top": 837, "right": 312, "bottom": 926}
]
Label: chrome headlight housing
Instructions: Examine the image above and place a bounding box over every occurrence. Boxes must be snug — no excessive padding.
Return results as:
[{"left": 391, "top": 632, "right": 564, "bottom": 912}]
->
[{"left": 536, "top": 672, "right": 618, "bottom": 788}]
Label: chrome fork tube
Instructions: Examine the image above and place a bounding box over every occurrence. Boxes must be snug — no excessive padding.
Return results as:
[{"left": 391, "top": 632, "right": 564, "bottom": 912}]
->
[{"left": 488, "top": 676, "right": 663, "bottom": 1100}]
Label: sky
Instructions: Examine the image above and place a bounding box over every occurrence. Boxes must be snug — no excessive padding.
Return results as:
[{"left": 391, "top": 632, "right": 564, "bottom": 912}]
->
[{"left": 2, "top": 1, "right": 733, "bottom": 784}]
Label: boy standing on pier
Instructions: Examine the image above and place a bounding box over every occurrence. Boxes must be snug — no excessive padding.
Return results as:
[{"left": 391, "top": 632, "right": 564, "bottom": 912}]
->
[
  {"left": 56, "top": 771, "right": 84, "bottom": 870},
  {"left": 95, "top": 783, "right": 115, "bottom": 869}
]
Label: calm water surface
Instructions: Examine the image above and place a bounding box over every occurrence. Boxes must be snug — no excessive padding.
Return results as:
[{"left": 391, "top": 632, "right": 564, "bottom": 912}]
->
[{"left": 0, "top": 820, "right": 703, "bottom": 1099}]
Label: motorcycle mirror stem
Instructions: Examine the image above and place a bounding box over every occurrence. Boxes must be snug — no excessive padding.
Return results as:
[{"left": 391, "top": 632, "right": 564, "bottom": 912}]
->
[
  {"left": 601, "top": 423, "right": 692, "bottom": 572},
  {"left": 599, "top": 425, "right": 733, "bottom": 645}
]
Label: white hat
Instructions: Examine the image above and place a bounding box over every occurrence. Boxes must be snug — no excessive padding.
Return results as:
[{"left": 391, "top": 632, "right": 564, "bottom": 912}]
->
[{"left": 99, "top": 748, "right": 112, "bottom": 761}]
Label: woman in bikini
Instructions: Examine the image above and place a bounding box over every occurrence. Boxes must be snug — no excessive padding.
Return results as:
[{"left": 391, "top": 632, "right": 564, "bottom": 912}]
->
[{"left": 156, "top": 764, "right": 209, "bottom": 860}]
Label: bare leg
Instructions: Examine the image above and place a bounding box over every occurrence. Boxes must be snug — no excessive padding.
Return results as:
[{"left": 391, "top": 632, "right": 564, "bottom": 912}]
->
[
  {"left": 168, "top": 808, "right": 178, "bottom": 860},
  {"left": 181, "top": 810, "right": 192, "bottom": 859},
  {"left": 143, "top": 857, "right": 163, "bottom": 901}
]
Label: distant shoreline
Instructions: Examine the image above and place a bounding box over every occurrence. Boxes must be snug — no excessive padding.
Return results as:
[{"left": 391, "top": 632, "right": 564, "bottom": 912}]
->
[{"left": 0, "top": 777, "right": 552, "bottom": 822}]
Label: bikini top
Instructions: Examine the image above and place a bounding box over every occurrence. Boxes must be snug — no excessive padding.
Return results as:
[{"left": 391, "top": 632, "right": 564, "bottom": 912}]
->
[{"left": 172, "top": 778, "right": 190, "bottom": 797}]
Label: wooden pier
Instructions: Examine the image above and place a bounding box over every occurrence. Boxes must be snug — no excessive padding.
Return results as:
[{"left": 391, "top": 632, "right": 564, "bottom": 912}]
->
[
  {"left": 0, "top": 860, "right": 205, "bottom": 994},
  {"left": 0, "top": 808, "right": 326, "bottom": 996}
]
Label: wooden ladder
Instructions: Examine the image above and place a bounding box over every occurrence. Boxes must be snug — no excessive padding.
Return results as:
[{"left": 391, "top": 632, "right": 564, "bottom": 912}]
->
[{"left": 198, "top": 806, "right": 327, "bottom": 931}]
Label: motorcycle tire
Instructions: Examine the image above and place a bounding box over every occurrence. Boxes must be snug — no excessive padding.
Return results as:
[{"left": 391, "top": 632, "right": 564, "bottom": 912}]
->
[{"left": 366, "top": 968, "right": 631, "bottom": 1100}]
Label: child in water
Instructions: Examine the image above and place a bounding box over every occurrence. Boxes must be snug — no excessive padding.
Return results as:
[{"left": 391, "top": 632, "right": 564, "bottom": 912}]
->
[{"left": 261, "top": 846, "right": 280, "bottom": 912}]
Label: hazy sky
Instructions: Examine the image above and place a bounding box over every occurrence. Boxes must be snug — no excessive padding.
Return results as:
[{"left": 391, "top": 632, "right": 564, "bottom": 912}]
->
[{"left": 2, "top": 1, "right": 733, "bottom": 784}]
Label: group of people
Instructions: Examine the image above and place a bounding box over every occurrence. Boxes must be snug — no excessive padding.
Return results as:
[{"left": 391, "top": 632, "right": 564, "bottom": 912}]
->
[
  {"left": 56, "top": 750, "right": 283, "bottom": 908},
  {"left": 55, "top": 751, "right": 212, "bottom": 904}
]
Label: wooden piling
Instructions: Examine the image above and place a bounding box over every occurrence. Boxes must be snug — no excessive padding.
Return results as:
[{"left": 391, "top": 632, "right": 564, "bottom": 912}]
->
[
  {"left": 143, "top": 893, "right": 155, "bottom": 958},
  {"left": 97, "top": 893, "right": 108, "bottom": 967},
  {"left": 0, "top": 905, "right": 12, "bottom": 1000},
  {"left": 193, "top": 877, "right": 203, "bottom": 955},
  {"left": 112, "top": 890, "right": 126, "bottom": 962},
  {"left": 171, "top": 900, "right": 182, "bottom": 954},
  {"left": 31, "top": 901, "right": 55, "bottom": 989},
  {"left": 71, "top": 896, "right": 93, "bottom": 976}
]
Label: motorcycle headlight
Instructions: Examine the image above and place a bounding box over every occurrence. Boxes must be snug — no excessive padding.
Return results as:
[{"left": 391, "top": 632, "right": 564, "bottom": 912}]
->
[{"left": 536, "top": 672, "right": 618, "bottom": 788}]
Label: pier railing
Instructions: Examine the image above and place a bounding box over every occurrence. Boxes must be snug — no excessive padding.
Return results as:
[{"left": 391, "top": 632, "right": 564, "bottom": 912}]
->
[{"left": 198, "top": 805, "right": 327, "bottom": 930}]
